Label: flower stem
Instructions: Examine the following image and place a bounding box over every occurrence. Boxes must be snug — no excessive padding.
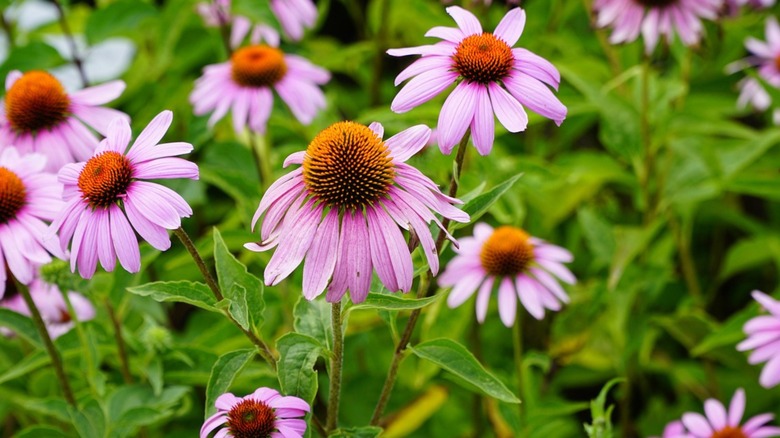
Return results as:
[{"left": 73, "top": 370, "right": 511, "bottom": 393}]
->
[
  {"left": 639, "top": 58, "right": 655, "bottom": 225},
  {"left": 105, "top": 299, "right": 133, "bottom": 384},
  {"left": 53, "top": 0, "right": 88, "bottom": 87},
  {"left": 326, "top": 301, "right": 344, "bottom": 432},
  {"left": 18, "top": 282, "right": 76, "bottom": 405},
  {"left": 173, "top": 227, "right": 277, "bottom": 369},
  {"left": 370, "top": 132, "right": 470, "bottom": 425},
  {"left": 249, "top": 132, "right": 274, "bottom": 190},
  {"left": 58, "top": 288, "right": 98, "bottom": 394},
  {"left": 512, "top": 311, "right": 525, "bottom": 421}
]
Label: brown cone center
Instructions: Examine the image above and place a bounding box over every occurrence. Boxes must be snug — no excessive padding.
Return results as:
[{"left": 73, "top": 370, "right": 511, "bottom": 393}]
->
[
  {"left": 453, "top": 33, "right": 515, "bottom": 84},
  {"left": 231, "top": 45, "right": 288, "bottom": 87},
  {"left": 711, "top": 426, "right": 747, "bottom": 438},
  {"left": 78, "top": 151, "right": 133, "bottom": 209},
  {"left": 480, "top": 226, "right": 535, "bottom": 277},
  {"left": 634, "top": 0, "right": 677, "bottom": 7},
  {"left": 227, "top": 398, "right": 276, "bottom": 438},
  {"left": 303, "top": 121, "right": 395, "bottom": 211},
  {"left": 5, "top": 71, "right": 70, "bottom": 133},
  {"left": 0, "top": 167, "right": 26, "bottom": 224}
]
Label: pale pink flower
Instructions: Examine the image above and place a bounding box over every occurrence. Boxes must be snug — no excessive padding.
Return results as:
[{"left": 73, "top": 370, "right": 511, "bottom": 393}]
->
[
  {"left": 196, "top": 0, "right": 281, "bottom": 49},
  {"left": 738, "top": 291, "right": 780, "bottom": 388},
  {"left": 681, "top": 388, "right": 780, "bottom": 437},
  {"left": 0, "top": 278, "right": 95, "bottom": 339},
  {"left": 246, "top": 121, "right": 468, "bottom": 303},
  {"left": 270, "top": 0, "right": 317, "bottom": 41},
  {"left": 0, "top": 70, "right": 127, "bottom": 172},
  {"left": 0, "top": 147, "right": 64, "bottom": 298},
  {"left": 733, "top": 17, "right": 780, "bottom": 124},
  {"left": 190, "top": 33, "right": 329, "bottom": 134},
  {"left": 389, "top": 7, "right": 565, "bottom": 155},
  {"left": 48, "top": 111, "right": 198, "bottom": 279},
  {"left": 438, "top": 223, "right": 574, "bottom": 327},
  {"left": 593, "top": 0, "right": 722, "bottom": 53},
  {"left": 201, "top": 387, "right": 309, "bottom": 438}
]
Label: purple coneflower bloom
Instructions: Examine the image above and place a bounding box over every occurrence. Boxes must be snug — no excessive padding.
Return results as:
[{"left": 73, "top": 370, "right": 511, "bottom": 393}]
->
[
  {"left": 0, "top": 70, "right": 127, "bottom": 172},
  {"left": 246, "top": 121, "right": 468, "bottom": 303},
  {"left": 389, "top": 6, "right": 565, "bottom": 155},
  {"left": 738, "top": 291, "right": 780, "bottom": 388},
  {"left": 1, "top": 278, "right": 95, "bottom": 339},
  {"left": 190, "top": 32, "right": 329, "bottom": 135},
  {"left": 0, "top": 147, "right": 64, "bottom": 298},
  {"left": 438, "top": 223, "right": 574, "bottom": 327},
  {"left": 196, "top": 0, "right": 280, "bottom": 49},
  {"left": 593, "top": 0, "right": 721, "bottom": 53},
  {"left": 681, "top": 388, "right": 780, "bottom": 438},
  {"left": 47, "top": 111, "right": 199, "bottom": 279},
  {"left": 201, "top": 387, "right": 309, "bottom": 438},
  {"left": 270, "top": 0, "right": 317, "bottom": 41},
  {"left": 732, "top": 17, "right": 780, "bottom": 124}
]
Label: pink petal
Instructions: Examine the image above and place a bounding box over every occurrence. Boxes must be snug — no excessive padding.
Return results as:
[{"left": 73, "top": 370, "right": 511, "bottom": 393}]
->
[{"left": 493, "top": 8, "right": 526, "bottom": 46}]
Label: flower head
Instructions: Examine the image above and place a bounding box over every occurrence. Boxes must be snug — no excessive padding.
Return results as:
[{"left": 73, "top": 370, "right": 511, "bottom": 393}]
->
[
  {"left": 190, "top": 33, "right": 329, "bottom": 134},
  {"left": 438, "top": 223, "right": 574, "bottom": 327},
  {"left": 0, "top": 70, "right": 128, "bottom": 172},
  {"left": 270, "top": 0, "right": 317, "bottom": 41},
  {"left": 738, "top": 291, "right": 780, "bottom": 388},
  {"left": 593, "top": 0, "right": 721, "bottom": 53},
  {"left": 0, "top": 278, "right": 95, "bottom": 339},
  {"left": 246, "top": 121, "right": 469, "bottom": 303},
  {"left": 681, "top": 388, "right": 780, "bottom": 438},
  {"left": 389, "top": 7, "right": 565, "bottom": 155},
  {"left": 197, "top": 0, "right": 281, "bottom": 49},
  {"left": 48, "top": 111, "right": 199, "bottom": 279},
  {"left": 200, "top": 387, "right": 309, "bottom": 438},
  {"left": 0, "top": 147, "right": 64, "bottom": 298},
  {"left": 732, "top": 17, "right": 780, "bottom": 124}
]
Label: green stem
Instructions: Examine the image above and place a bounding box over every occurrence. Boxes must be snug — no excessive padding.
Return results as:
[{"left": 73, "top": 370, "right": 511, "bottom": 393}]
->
[
  {"left": 369, "top": 0, "right": 391, "bottom": 106},
  {"left": 173, "top": 227, "right": 278, "bottom": 368},
  {"left": 512, "top": 311, "right": 525, "bottom": 422},
  {"left": 668, "top": 214, "right": 703, "bottom": 306},
  {"left": 18, "top": 282, "right": 76, "bottom": 405},
  {"left": 58, "top": 288, "right": 98, "bottom": 394},
  {"left": 369, "top": 132, "right": 470, "bottom": 425},
  {"left": 249, "top": 132, "right": 274, "bottom": 190},
  {"left": 326, "top": 301, "right": 344, "bottom": 432},
  {"left": 639, "top": 59, "right": 655, "bottom": 224},
  {"left": 105, "top": 299, "right": 133, "bottom": 384},
  {"left": 53, "top": 0, "right": 88, "bottom": 87}
]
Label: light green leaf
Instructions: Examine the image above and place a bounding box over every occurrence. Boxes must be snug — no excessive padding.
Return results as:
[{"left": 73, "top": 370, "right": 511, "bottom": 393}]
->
[
  {"left": 294, "top": 297, "right": 332, "bottom": 351},
  {"left": 411, "top": 338, "right": 520, "bottom": 403},
  {"left": 127, "top": 281, "right": 218, "bottom": 311},
  {"left": 85, "top": 0, "right": 157, "bottom": 44},
  {"left": 276, "top": 333, "right": 322, "bottom": 405},
  {"left": 348, "top": 293, "right": 441, "bottom": 313},
  {"left": 328, "top": 426, "right": 384, "bottom": 437},
  {"left": 584, "top": 378, "right": 624, "bottom": 438},
  {"left": 204, "top": 349, "right": 256, "bottom": 418},
  {"left": 454, "top": 174, "right": 523, "bottom": 229},
  {"left": 213, "top": 228, "right": 265, "bottom": 331}
]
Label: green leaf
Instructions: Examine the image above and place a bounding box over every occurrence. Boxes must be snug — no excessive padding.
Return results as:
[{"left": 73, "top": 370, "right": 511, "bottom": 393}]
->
[
  {"left": 85, "top": 0, "right": 157, "bottom": 44},
  {"left": 127, "top": 281, "right": 218, "bottom": 311},
  {"left": 719, "top": 235, "right": 780, "bottom": 281},
  {"left": 455, "top": 174, "right": 523, "bottom": 229},
  {"left": 204, "top": 349, "right": 256, "bottom": 418},
  {"left": 14, "top": 426, "right": 69, "bottom": 438},
  {"left": 328, "top": 426, "right": 384, "bottom": 437},
  {"left": 276, "top": 333, "right": 322, "bottom": 405},
  {"left": 213, "top": 228, "right": 265, "bottom": 331},
  {"left": 0, "top": 42, "right": 65, "bottom": 80},
  {"left": 68, "top": 398, "right": 106, "bottom": 438},
  {"left": 294, "top": 297, "right": 333, "bottom": 351},
  {"left": 584, "top": 378, "right": 624, "bottom": 438},
  {"left": 348, "top": 293, "right": 441, "bottom": 313},
  {"left": 0, "top": 308, "right": 42, "bottom": 348},
  {"left": 411, "top": 338, "right": 520, "bottom": 403}
]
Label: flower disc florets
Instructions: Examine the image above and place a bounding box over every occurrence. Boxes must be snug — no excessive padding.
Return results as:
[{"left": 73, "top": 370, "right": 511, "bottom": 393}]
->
[
  {"left": 226, "top": 398, "right": 276, "bottom": 438},
  {"left": 5, "top": 71, "right": 70, "bottom": 133},
  {"left": 302, "top": 121, "right": 395, "bottom": 211},
  {"left": 634, "top": 0, "right": 677, "bottom": 6},
  {"left": 711, "top": 426, "right": 748, "bottom": 438},
  {"left": 231, "top": 45, "right": 288, "bottom": 87},
  {"left": 479, "top": 226, "right": 534, "bottom": 276},
  {"left": 453, "top": 33, "right": 515, "bottom": 84},
  {"left": 77, "top": 151, "right": 133, "bottom": 209},
  {"left": 0, "top": 167, "right": 26, "bottom": 224}
]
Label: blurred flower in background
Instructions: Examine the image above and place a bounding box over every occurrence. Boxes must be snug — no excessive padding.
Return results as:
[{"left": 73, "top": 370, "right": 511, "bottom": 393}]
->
[
  {"left": 270, "top": 0, "right": 318, "bottom": 41},
  {"left": 593, "top": 0, "right": 722, "bottom": 53},
  {"left": 732, "top": 17, "right": 780, "bottom": 125},
  {"left": 439, "top": 223, "right": 574, "bottom": 327},
  {"left": 48, "top": 111, "right": 198, "bottom": 278},
  {"left": 0, "top": 70, "right": 128, "bottom": 172},
  {"left": 650, "top": 420, "right": 685, "bottom": 438},
  {"left": 201, "top": 387, "right": 309, "bottom": 438},
  {"left": 680, "top": 388, "right": 780, "bottom": 437},
  {"left": 0, "top": 147, "right": 64, "bottom": 298},
  {"left": 738, "top": 291, "right": 780, "bottom": 388},
  {"left": 190, "top": 29, "right": 329, "bottom": 134},
  {"left": 196, "top": 0, "right": 280, "bottom": 49},
  {"left": 0, "top": 278, "right": 95, "bottom": 339},
  {"left": 246, "top": 121, "right": 468, "bottom": 303},
  {"left": 389, "top": 6, "right": 565, "bottom": 155}
]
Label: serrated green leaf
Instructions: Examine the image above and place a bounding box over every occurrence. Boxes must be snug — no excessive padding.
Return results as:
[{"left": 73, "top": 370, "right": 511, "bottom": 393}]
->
[
  {"left": 454, "top": 174, "right": 523, "bottom": 229},
  {"left": 204, "top": 349, "right": 256, "bottom": 418},
  {"left": 276, "top": 333, "right": 321, "bottom": 405},
  {"left": 213, "top": 228, "right": 265, "bottom": 331},
  {"left": 411, "top": 338, "right": 520, "bottom": 403},
  {"left": 127, "top": 281, "right": 218, "bottom": 311}
]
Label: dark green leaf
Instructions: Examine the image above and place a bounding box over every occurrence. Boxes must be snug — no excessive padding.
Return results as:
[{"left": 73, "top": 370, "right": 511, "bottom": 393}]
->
[
  {"left": 204, "top": 349, "right": 256, "bottom": 418},
  {"left": 0, "top": 308, "right": 42, "bottom": 348},
  {"left": 293, "top": 297, "right": 332, "bottom": 351},
  {"left": 276, "top": 333, "right": 322, "bottom": 405},
  {"left": 328, "top": 426, "right": 384, "bottom": 437},
  {"left": 348, "top": 293, "right": 441, "bottom": 312},
  {"left": 455, "top": 174, "right": 523, "bottom": 229}
]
